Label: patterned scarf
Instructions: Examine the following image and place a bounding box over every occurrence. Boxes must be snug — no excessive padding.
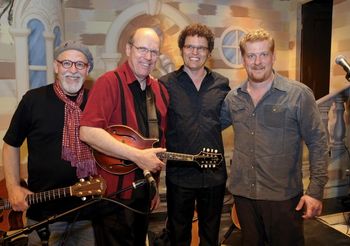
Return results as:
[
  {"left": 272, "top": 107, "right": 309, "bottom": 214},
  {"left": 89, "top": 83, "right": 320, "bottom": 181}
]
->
[{"left": 53, "top": 81, "right": 97, "bottom": 178}]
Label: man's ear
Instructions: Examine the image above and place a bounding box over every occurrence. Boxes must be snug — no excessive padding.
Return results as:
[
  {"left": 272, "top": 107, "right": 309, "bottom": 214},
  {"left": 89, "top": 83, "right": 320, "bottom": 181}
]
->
[
  {"left": 53, "top": 60, "right": 59, "bottom": 74},
  {"left": 126, "top": 43, "right": 131, "bottom": 56}
]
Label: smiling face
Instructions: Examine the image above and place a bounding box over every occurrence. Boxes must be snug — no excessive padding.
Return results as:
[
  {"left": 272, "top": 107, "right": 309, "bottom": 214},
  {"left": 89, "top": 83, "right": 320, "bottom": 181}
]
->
[
  {"left": 242, "top": 40, "right": 275, "bottom": 83},
  {"left": 54, "top": 50, "right": 89, "bottom": 95},
  {"left": 126, "top": 28, "right": 160, "bottom": 81},
  {"left": 181, "top": 35, "right": 210, "bottom": 72}
]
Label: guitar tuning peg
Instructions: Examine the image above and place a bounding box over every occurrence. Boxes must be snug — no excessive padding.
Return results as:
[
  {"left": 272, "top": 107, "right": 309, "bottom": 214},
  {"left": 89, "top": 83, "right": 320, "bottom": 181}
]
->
[
  {"left": 214, "top": 149, "right": 218, "bottom": 153},
  {"left": 81, "top": 197, "right": 86, "bottom": 201},
  {"left": 79, "top": 178, "right": 85, "bottom": 182}
]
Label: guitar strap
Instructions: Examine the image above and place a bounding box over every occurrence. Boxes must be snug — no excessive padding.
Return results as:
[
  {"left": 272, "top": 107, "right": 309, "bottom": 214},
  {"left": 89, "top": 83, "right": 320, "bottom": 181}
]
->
[
  {"left": 145, "top": 85, "right": 159, "bottom": 199},
  {"left": 114, "top": 71, "right": 126, "bottom": 198},
  {"left": 146, "top": 86, "right": 159, "bottom": 139},
  {"left": 115, "top": 72, "right": 127, "bottom": 125}
]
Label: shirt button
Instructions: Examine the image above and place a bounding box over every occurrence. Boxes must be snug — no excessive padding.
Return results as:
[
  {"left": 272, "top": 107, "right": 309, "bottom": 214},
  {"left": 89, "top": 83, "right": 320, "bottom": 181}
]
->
[
  {"left": 251, "top": 113, "right": 255, "bottom": 117},
  {"left": 251, "top": 183, "right": 255, "bottom": 187},
  {"left": 251, "top": 131, "right": 255, "bottom": 135}
]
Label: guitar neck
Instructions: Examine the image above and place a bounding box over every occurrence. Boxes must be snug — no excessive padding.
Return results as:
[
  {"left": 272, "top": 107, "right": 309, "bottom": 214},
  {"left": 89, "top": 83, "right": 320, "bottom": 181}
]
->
[
  {"left": 157, "top": 152, "right": 194, "bottom": 162},
  {"left": 2, "top": 187, "right": 72, "bottom": 210},
  {"left": 27, "top": 187, "right": 72, "bottom": 206}
]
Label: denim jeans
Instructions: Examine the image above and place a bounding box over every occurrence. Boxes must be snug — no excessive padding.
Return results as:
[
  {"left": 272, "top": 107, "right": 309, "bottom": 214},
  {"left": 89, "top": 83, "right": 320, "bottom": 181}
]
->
[{"left": 27, "top": 219, "right": 95, "bottom": 246}]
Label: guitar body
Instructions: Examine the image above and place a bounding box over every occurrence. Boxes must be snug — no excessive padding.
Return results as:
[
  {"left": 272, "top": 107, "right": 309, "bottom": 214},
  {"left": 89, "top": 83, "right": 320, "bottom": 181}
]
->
[
  {"left": 191, "top": 210, "right": 199, "bottom": 246},
  {"left": 93, "top": 125, "right": 159, "bottom": 175},
  {"left": 231, "top": 203, "right": 241, "bottom": 230},
  {"left": 0, "top": 179, "right": 25, "bottom": 233}
]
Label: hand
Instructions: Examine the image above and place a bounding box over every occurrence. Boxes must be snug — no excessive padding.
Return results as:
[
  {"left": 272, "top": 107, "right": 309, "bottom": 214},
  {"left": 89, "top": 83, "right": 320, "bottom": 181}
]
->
[
  {"left": 135, "top": 148, "right": 166, "bottom": 173},
  {"left": 295, "top": 194, "right": 323, "bottom": 219},
  {"left": 7, "top": 185, "right": 32, "bottom": 212}
]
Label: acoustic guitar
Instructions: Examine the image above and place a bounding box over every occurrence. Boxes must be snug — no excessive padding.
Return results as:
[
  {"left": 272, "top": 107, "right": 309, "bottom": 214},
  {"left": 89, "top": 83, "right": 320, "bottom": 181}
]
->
[
  {"left": 231, "top": 203, "right": 241, "bottom": 230},
  {"left": 0, "top": 176, "right": 106, "bottom": 232},
  {"left": 93, "top": 125, "right": 224, "bottom": 175}
]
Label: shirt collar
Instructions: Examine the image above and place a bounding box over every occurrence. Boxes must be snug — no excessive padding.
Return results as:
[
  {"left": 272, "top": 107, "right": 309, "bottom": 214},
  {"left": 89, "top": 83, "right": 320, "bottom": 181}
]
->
[
  {"left": 175, "top": 65, "right": 212, "bottom": 78},
  {"left": 238, "top": 71, "right": 287, "bottom": 94}
]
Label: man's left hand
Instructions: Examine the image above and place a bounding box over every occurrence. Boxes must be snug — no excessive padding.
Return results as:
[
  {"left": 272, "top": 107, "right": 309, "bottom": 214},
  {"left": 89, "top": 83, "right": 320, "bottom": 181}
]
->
[{"left": 295, "top": 194, "right": 323, "bottom": 219}]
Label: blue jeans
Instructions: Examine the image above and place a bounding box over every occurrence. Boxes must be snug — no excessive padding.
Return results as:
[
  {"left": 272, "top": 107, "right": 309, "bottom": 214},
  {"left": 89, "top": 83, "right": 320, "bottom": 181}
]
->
[{"left": 27, "top": 219, "right": 95, "bottom": 246}]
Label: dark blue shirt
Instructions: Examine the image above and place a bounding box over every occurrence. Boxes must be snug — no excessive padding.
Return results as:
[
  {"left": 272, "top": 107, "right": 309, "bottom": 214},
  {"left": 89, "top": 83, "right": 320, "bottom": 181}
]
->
[{"left": 159, "top": 66, "right": 230, "bottom": 188}]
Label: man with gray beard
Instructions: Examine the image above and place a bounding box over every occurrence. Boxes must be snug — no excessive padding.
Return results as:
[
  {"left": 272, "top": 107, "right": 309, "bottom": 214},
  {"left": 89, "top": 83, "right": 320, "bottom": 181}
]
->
[{"left": 2, "top": 40, "right": 97, "bottom": 245}]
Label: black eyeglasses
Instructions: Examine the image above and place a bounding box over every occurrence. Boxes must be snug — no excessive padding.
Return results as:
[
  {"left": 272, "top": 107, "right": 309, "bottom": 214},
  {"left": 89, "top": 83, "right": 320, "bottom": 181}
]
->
[
  {"left": 183, "top": 45, "right": 209, "bottom": 53},
  {"left": 56, "top": 60, "right": 89, "bottom": 70},
  {"left": 129, "top": 43, "right": 160, "bottom": 57}
]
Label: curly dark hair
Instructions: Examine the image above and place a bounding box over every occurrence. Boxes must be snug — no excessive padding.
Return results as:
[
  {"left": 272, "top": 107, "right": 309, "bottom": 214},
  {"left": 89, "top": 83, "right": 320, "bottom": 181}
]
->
[{"left": 178, "top": 23, "right": 215, "bottom": 52}]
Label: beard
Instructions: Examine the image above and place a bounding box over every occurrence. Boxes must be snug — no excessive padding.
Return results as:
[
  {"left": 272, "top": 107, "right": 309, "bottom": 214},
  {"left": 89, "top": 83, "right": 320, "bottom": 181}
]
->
[
  {"left": 60, "top": 72, "right": 84, "bottom": 95},
  {"left": 248, "top": 66, "right": 272, "bottom": 83}
]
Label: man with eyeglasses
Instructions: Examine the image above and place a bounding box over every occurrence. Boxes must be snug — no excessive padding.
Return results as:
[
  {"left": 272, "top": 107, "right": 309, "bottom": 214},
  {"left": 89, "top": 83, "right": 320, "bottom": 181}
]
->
[
  {"left": 80, "top": 27, "right": 168, "bottom": 245},
  {"left": 2, "top": 40, "right": 97, "bottom": 245},
  {"left": 159, "top": 23, "right": 230, "bottom": 246}
]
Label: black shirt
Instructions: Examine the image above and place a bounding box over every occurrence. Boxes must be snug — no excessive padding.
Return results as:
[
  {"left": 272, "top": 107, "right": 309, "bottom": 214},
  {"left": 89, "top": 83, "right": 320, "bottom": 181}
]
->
[
  {"left": 159, "top": 66, "right": 230, "bottom": 188},
  {"left": 3, "top": 84, "right": 91, "bottom": 221}
]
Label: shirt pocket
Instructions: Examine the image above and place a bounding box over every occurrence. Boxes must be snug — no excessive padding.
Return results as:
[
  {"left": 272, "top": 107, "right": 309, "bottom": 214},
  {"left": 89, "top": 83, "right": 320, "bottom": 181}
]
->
[
  {"left": 260, "top": 104, "right": 286, "bottom": 156},
  {"left": 263, "top": 104, "right": 286, "bottom": 128},
  {"left": 231, "top": 103, "right": 247, "bottom": 123}
]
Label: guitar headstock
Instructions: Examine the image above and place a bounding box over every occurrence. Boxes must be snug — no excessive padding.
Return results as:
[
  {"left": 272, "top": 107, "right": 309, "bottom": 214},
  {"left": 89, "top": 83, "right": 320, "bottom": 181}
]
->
[
  {"left": 71, "top": 176, "right": 106, "bottom": 197},
  {"left": 193, "top": 148, "right": 223, "bottom": 168}
]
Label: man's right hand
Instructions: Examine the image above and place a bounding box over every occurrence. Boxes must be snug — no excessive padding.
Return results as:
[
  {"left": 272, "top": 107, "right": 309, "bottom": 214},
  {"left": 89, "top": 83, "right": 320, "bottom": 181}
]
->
[{"left": 134, "top": 147, "right": 166, "bottom": 173}]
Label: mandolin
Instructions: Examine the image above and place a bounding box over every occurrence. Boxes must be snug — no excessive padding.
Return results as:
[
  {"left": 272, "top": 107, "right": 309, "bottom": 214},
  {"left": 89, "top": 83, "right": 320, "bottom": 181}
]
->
[
  {"left": 0, "top": 176, "right": 106, "bottom": 232},
  {"left": 93, "top": 125, "right": 224, "bottom": 175}
]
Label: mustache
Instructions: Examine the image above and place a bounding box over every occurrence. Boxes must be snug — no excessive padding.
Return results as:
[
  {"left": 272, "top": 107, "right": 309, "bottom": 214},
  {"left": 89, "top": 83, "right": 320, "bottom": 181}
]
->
[
  {"left": 252, "top": 65, "right": 264, "bottom": 70},
  {"left": 63, "top": 71, "right": 82, "bottom": 79}
]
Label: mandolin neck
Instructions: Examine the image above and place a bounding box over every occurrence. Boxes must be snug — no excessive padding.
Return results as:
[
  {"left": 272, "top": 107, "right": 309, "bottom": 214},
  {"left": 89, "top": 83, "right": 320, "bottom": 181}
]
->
[{"left": 157, "top": 152, "right": 194, "bottom": 162}]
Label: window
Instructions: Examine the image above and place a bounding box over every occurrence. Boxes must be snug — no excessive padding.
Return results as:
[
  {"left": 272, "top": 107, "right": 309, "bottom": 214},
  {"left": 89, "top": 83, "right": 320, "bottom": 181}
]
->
[
  {"left": 27, "top": 19, "right": 46, "bottom": 89},
  {"left": 219, "top": 28, "right": 246, "bottom": 68}
]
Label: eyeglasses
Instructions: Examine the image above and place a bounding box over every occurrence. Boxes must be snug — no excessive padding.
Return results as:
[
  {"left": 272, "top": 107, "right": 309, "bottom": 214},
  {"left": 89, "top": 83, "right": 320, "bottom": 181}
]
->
[
  {"left": 56, "top": 60, "right": 89, "bottom": 70},
  {"left": 183, "top": 45, "right": 209, "bottom": 53},
  {"left": 129, "top": 43, "right": 160, "bottom": 57}
]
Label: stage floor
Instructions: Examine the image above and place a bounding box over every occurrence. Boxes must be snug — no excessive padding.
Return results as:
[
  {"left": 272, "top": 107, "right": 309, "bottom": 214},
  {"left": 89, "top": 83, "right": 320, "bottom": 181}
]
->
[{"left": 148, "top": 195, "right": 350, "bottom": 245}]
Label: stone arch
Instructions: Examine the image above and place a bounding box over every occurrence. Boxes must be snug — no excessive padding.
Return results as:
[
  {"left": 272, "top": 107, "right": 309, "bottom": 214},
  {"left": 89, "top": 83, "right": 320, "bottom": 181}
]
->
[
  {"left": 101, "top": 0, "right": 190, "bottom": 71},
  {"left": 13, "top": 0, "right": 62, "bottom": 33},
  {"left": 10, "top": 0, "right": 63, "bottom": 100}
]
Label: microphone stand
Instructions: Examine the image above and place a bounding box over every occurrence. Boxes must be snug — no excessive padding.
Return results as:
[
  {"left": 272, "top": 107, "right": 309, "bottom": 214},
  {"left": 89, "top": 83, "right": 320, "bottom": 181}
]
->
[{"left": 0, "top": 179, "right": 147, "bottom": 246}]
